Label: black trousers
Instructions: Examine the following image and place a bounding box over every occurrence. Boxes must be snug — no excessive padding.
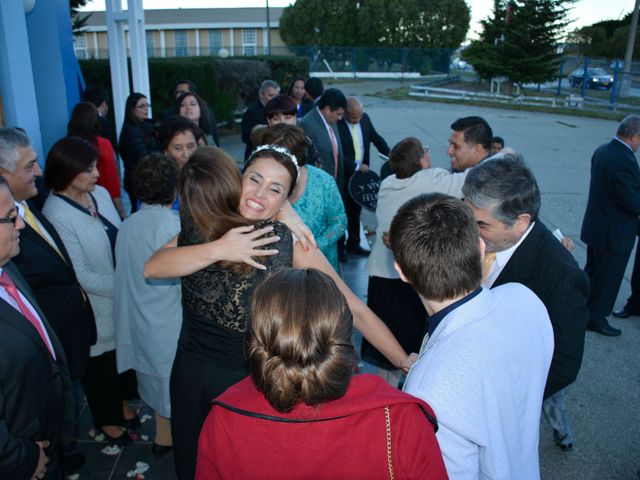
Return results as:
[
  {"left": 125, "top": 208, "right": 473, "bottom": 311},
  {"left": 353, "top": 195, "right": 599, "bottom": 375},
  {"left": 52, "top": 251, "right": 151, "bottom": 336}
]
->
[
  {"left": 170, "top": 350, "right": 249, "bottom": 480},
  {"left": 344, "top": 192, "right": 362, "bottom": 249},
  {"left": 584, "top": 246, "right": 631, "bottom": 328},
  {"left": 82, "top": 350, "right": 138, "bottom": 428},
  {"left": 625, "top": 238, "right": 640, "bottom": 311}
]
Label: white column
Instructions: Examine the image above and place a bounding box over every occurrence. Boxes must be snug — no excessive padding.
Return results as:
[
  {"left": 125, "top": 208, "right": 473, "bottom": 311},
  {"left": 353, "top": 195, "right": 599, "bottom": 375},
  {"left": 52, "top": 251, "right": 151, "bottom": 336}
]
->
[
  {"left": 105, "top": 0, "right": 129, "bottom": 137},
  {"left": 160, "top": 29, "right": 166, "bottom": 58},
  {"left": 195, "top": 28, "right": 199, "bottom": 56},
  {"left": 127, "top": 0, "right": 151, "bottom": 115},
  {"left": 93, "top": 31, "right": 99, "bottom": 58},
  {"left": 229, "top": 28, "right": 234, "bottom": 56}
]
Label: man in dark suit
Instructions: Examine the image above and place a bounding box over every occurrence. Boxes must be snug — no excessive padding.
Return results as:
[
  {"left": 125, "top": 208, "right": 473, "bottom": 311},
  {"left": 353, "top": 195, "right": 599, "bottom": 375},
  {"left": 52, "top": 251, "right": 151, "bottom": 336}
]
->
[
  {"left": 338, "top": 96, "right": 390, "bottom": 255},
  {"left": 0, "top": 174, "right": 74, "bottom": 479},
  {"left": 581, "top": 115, "right": 640, "bottom": 336},
  {"left": 83, "top": 86, "right": 118, "bottom": 154},
  {"left": 0, "top": 128, "right": 94, "bottom": 474},
  {"left": 241, "top": 80, "right": 280, "bottom": 160},
  {"left": 463, "top": 155, "right": 589, "bottom": 452}
]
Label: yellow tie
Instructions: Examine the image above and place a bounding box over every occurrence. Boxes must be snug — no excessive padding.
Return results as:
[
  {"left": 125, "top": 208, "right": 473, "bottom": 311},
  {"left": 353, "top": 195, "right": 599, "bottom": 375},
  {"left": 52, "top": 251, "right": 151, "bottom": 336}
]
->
[
  {"left": 482, "top": 251, "right": 497, "bottom": 283},
  {"left": 22, "top": 202, "right": 65, "bottom": 261},
  {"left": 351, "top": 123, "right": 361, "bottom": 163}
]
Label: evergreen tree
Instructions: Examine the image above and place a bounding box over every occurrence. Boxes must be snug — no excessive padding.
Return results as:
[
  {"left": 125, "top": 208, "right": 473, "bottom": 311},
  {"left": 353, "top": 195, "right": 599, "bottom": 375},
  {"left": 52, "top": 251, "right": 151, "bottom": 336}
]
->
[{"left": 464, "top": 0, "right": 573, "bottom": 86}]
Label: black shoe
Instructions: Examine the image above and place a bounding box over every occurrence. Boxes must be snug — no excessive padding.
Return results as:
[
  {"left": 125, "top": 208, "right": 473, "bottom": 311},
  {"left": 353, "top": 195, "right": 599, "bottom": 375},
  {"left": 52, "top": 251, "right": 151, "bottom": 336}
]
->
[
  {"left": 553, "top": 429, "right": 573, "bottom": 452},
  {"left": 586, "top": 323, "right": 621, "bottom": 337},
  {"left": 611, "top": 306, "right": 640, "bottom": 318},
  {"left": 102, "top": 429, "right": 132, "bottom": 446},
  {"left": 62, "top": 452, "right": 86, "bottom": 475},
  {"left": 152, "top": 442, "right": 173, "bottom": 456},
  {"left": 123, "top": 415, "right": 141, "bottom": 430},
  {"left": 346, "top": 245, "right": 371, "bottom": 256},
  {"left": 338, "top": 250, "right": 348, "bottom": 263}
]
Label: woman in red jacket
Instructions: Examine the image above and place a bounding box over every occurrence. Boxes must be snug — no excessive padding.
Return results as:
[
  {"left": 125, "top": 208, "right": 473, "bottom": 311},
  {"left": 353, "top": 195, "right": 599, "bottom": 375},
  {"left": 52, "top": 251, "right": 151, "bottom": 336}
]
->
[{"left": 196, "top": 268, "right": 447, "bottom": 480}]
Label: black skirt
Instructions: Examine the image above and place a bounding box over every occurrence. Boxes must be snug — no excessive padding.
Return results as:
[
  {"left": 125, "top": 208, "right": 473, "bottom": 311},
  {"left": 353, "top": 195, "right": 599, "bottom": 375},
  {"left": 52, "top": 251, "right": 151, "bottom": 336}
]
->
[{"left": 361, "top": 276, "right": 427, "bottom": 370}]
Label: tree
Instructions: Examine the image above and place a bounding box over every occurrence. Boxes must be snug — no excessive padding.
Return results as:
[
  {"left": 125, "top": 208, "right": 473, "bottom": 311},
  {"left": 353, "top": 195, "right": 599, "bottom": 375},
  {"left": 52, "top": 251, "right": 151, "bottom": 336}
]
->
[
  {"left": 279, "top": 0, "right": 470, "bottom": 49},
  {"left": 568, "top": 13, "right": 639, "bottom": 59},
  {"left": 463, "top": 0, "right": 573, "bottom": 86},
  {"left": 70, "top": 0, "right": 92, "bottom": 36}
]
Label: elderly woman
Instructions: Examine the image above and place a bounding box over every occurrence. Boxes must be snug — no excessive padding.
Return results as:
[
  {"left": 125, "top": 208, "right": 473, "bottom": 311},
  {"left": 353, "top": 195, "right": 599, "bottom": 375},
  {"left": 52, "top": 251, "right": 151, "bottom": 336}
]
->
[
  {"left": 362, "top": 137, "right": 467, "bottom": 386},
  {"left": 114, "top": 154, "right": 181, "bottom": 455},
  {"left": 196, "top": 268, "right": 447, "bottom": 479},
  {"left": 43, "top": 136, "right": 138, "bottom": 445},
  {"left": 119, "top": 93, "right": 158, "bottom": 211}
]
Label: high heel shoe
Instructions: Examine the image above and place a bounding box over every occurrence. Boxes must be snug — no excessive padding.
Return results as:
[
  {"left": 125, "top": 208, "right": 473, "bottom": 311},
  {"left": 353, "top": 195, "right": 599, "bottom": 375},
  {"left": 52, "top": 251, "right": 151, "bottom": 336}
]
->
[{"left": 151, "top": 442, "right": 173, "bottom": 456}]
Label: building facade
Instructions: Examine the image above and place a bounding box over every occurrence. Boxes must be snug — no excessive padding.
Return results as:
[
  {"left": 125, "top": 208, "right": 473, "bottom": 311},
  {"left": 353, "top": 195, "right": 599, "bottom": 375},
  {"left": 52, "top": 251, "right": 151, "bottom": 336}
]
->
[{"left": 74, "top": 7, "right": 286, "bottom": 59}]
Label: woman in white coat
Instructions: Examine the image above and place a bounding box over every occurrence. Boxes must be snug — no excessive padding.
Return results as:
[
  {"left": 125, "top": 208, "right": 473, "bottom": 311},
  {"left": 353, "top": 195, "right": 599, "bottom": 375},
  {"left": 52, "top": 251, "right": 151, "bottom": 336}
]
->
[
  {"left": 43, "top": 136, "right": 138, "bottom": 445},
  {"left": 114, "top": 154, "right": 181, "bottom": 455}
]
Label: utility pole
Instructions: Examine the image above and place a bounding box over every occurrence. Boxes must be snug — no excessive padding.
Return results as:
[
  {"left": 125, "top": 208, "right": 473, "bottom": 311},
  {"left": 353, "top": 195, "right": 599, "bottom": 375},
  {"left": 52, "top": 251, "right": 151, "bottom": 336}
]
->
[
  {"left": 265, "top": 0, "right": 271, "bottom": 55},
  {"left": 620, "top": 0, "right": 640, "bottom": 96}
]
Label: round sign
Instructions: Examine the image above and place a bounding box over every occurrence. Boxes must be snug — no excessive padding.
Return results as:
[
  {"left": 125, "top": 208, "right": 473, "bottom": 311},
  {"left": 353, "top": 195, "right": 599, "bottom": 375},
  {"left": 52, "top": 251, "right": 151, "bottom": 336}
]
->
[{"left": 348, "top": 170, "right": 381, "bottom": 212}]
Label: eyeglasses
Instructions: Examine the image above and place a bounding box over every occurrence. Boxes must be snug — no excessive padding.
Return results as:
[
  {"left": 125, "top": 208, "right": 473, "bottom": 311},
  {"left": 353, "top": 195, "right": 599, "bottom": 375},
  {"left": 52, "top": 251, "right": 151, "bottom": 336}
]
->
[
  {"left": 423, "top": 145, "right": 431, "bottom": 154},
  {"left": 135, "top": 103, "right": 151, "bottom": 109},
  {"left": 0, "top": 215, "right": 18, "bottom": 226}
]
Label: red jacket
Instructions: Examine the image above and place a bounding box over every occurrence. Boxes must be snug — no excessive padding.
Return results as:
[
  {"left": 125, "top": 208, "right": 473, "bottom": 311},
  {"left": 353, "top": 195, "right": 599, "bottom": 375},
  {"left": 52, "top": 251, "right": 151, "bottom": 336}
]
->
[
  {"left": 196, "top": 374, "right": 448, "bottom": 480},
  {"left": 95, "top": 135, "right": 121, "bottom": 201}
]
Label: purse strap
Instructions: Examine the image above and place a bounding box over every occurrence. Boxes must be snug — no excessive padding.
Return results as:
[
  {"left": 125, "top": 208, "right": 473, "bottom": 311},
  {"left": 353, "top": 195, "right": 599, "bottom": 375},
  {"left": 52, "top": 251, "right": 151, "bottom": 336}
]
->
[{"left": 385, "top": 405, "right": 395, "bottom": 480}]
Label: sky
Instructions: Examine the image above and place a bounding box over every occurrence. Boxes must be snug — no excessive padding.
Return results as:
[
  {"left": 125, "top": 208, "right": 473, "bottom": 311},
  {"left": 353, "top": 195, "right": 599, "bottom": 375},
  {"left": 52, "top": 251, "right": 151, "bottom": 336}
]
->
[{"left": 79, "top": 0, "right": 638, "bottom": 39}]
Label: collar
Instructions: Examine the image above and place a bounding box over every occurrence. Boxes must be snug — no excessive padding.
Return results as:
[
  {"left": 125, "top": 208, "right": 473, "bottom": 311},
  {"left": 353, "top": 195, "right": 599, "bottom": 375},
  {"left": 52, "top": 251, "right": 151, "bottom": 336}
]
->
[
  {"left": 316, "top": 107, "right": 332, "bottom": 131},
  {"left": 614, "top": 136, "right": 634, "bottom": 152},
  {"left": 427, "top": 287, "right": 482, "bottom": 337}
]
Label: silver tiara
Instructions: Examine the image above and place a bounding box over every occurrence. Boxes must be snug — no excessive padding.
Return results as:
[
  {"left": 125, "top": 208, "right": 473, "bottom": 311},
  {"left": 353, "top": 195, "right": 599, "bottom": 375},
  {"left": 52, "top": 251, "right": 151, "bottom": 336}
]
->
[{"left": 251, "top": 144, "right": 300, "bottom": 174}]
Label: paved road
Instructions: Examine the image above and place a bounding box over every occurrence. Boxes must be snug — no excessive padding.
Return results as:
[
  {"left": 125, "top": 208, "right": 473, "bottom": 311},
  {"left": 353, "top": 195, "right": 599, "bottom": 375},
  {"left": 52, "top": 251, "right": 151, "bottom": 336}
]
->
[{"left": 327, "top": 80, "right": 639, "bottom": 480}]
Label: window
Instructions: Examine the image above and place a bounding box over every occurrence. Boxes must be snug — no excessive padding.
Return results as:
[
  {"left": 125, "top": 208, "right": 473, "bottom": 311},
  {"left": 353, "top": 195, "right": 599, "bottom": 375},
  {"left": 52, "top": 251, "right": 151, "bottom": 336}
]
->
[
  {"left": 146, "top": 31, "right": 155, "bottom": 58},
  {"left": 175, "top": 30, "right": 188, "bottom": 57},
  {"left": 242, "top": 29, "right": 256, "bottom": 56},
  {"left": 74, "top": 34, "right": 87, "bottom": 60},
  {"left": 208, "top": 30, "right": 223, "bottom": 55}
]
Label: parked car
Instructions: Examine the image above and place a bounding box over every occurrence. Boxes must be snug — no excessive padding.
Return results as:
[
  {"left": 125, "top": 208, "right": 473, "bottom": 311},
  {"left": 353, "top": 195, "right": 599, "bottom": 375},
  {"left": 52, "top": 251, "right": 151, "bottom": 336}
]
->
[{"left": 568, "top": 68, "right": 614, "bottom": 89}]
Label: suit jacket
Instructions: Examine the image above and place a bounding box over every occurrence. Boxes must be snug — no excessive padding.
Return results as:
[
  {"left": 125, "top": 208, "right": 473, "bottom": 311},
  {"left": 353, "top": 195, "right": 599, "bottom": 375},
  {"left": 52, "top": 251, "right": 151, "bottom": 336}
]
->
[
  {"left": 299, "top": 108, "right": 345, "bottom": 191},
  {"left": 241, "top": 99, "right": 267, "bottom": 160},
  {"left": 493, "top": 221, "right": 589, "bottom": 398},
  {"left": 12, "top": 200, "right": 96, "bottom": 380},
  {"left": 581, "top": 138, "right": 640, "bottom": 254},
  {"left": 337, "top": 112, "right": 390, "bottom": 177},
  {"left": 0, "top": 261, "right": 74, "bottom": 479}
]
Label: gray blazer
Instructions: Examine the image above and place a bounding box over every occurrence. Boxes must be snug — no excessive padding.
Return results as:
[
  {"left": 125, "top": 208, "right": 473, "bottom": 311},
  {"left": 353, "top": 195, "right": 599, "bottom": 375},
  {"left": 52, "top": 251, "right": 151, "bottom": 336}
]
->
[{"left": 299, "top": 108, "right": 345, "bottom": 192}]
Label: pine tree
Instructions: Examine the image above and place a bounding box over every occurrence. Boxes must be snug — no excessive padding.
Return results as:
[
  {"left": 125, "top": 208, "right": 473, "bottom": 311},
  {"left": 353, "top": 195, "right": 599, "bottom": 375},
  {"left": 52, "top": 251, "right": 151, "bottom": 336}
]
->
[{"left": 464, "top": 0, "right": 573, "bottom": 87}]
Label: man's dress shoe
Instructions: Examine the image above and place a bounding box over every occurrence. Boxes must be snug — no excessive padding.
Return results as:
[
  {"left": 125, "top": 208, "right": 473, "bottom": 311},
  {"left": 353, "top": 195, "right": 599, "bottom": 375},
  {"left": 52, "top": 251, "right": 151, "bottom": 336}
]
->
[
  {"left": 346, "top": 245, "right": 371, "bottom": 256},
  {"left": 587, "top": 323, "right": 622, "bottom": 337},
  {"left": 611, "top": 307, "right": 639, "bottom": 318}
]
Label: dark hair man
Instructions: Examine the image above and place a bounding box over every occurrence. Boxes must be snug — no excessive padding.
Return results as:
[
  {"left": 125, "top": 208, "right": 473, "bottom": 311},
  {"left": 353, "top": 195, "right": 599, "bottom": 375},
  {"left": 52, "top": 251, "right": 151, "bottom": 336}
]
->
[
  {"left": 391, "top": 192, "right": 553, "bottom": 478},
  {"left": 463, "top": 155, "right": 589, "bottom": 452},
  {"left": 299, "top": 88, "right": 348, "bottom": 191},
  {"left": 491, "top": 136, "right": 504, "bottom": 155},
  {"left": 83, "top": 85, "right": 118, "bottom": 153},
  {"left": 304, "top": 77, "right": 324, "bottom": 106},
  {"left": 448, "top": 116, "right": 492, "bottom": 172},
  {"left": 581, "top": 114, "right": 640, "bottom": 336}
]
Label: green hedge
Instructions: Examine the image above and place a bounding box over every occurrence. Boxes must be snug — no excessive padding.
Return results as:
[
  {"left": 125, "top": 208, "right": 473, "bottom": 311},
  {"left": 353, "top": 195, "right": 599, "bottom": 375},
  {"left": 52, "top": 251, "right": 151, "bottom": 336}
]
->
[{"left": 79, "top": 55, "right": 309, "bottom": 123}]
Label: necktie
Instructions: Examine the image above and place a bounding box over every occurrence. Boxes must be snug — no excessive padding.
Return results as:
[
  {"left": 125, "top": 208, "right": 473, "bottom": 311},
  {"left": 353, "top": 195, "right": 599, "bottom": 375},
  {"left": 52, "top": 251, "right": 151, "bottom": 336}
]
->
[
  {"left": 351, "top": 123, "right": 361, "bottom": 163},
  {"left": 482, "top": 251, "right": 497, "bottom": 283},
  {"left": 22, "top": 202, "right": 65, "bottom": 261},
  {"left": 328, "top": 126, "right": 339, "bottom": 179},
  {"left": 0, "top": 271, "right": 55, "bottom": 358}
]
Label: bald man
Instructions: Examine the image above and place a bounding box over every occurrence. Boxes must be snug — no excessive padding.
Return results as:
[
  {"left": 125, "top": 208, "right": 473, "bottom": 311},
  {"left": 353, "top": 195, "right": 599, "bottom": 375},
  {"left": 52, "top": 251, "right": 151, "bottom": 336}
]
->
[{"left": 337, "top": 96, "right": 390, "bottom": 257}]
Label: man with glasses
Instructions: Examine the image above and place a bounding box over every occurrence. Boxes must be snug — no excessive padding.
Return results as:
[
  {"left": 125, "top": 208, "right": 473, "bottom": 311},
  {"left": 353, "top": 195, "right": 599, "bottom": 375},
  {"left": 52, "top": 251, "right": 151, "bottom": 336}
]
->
[
  {"left": 0, "top": 172, "right": 74, "bottom": 479},
  {"left": 337, "top": 96, "right": 389, "bottom": 257},
  {"left": 581, "top": 115, "right": 640, "bottom": 337},
  {"left": 0, "top": 128, "right": 94, "bottom": 475}
]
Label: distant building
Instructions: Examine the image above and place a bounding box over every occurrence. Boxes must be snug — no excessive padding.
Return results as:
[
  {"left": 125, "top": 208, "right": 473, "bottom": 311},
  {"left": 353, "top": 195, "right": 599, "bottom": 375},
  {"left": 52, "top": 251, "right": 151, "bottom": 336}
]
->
[{"left": 74, "top": 7, "right": 286, "bottom": 59}]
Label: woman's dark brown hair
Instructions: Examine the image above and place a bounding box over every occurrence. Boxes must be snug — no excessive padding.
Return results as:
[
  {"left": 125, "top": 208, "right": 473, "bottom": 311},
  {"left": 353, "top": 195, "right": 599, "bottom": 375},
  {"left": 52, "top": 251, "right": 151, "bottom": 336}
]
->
[
  {"left": 260, "top": 124, "right": 308, "bottom": 167},
  {"left": 247, "top": 268, "right": 357, "bottom": 413},
  {"left": 175, "top": 92, "right": 215, "bottom": 138},
  {"left": 389, "top": 137, "right": 425, "bottom": 179},
  {"left": 44, "top": 136, "right": 98, "bottom": 192},
  {"left": 179, "top": 146, "right": 255, "bottom": 272},
  {"left": 67, "top": 102, "right": 101, "bottom": 144}
]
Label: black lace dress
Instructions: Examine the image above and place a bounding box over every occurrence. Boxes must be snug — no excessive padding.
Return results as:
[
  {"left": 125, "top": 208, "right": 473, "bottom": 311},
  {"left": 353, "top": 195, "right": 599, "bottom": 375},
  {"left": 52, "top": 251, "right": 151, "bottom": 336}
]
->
[{"left": 176, "top": 218, "right": 293, "bottom": 370}]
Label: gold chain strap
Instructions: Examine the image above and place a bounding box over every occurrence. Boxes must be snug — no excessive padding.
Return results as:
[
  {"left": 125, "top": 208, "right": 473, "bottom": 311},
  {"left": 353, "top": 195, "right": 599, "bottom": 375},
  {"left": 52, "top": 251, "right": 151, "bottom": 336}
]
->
[{"left": 385, "top": 405, "right": 395, "bottom": 480}]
